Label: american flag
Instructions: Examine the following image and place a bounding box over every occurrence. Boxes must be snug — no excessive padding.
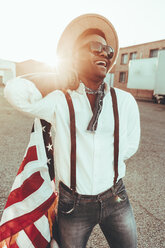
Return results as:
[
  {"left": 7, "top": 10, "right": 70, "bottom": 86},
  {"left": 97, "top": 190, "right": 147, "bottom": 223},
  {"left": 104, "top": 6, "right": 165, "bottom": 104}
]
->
[{"left": 0, "top": 118, "right": 59, "bottom": 248}]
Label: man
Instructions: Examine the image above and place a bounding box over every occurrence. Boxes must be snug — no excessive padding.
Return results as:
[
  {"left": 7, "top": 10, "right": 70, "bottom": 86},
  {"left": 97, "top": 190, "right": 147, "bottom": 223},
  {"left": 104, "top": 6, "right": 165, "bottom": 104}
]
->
[{"left": 4, "top": 14, "right": 140, "bottom": 248}]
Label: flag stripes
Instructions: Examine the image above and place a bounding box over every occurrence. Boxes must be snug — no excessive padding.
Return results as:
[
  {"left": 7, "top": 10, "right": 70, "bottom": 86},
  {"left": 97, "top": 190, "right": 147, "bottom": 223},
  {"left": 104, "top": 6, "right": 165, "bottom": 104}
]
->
[
  {"left": 0, "top": 193, "right": 55, "bottom": 242},
  {"left": 34, "top": 215, "right": 50, "bottom": 242},
  {"left": 16, "top": 230, "right": 34, "bottom": 247},
  {"left": 5, "top": 172, "right": 44, "bottom": 209},
  {"left": 1, "top": 171, "right": 54, "bottom": 224},
  {"left": 24, "top": 223, "right": 49, "bottom": 248},
  {"left": 0, "top": 118, "right": 58, "bottom": 247},
  {"left": 17, "top": 146, "right": 38, "bottom": 175}
]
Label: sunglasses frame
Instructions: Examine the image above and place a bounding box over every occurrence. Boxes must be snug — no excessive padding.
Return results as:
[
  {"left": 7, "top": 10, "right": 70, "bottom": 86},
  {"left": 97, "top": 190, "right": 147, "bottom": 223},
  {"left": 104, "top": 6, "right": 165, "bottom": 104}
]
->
[{"left": 79, "top": 41, "right": 114, "bottom": 59}]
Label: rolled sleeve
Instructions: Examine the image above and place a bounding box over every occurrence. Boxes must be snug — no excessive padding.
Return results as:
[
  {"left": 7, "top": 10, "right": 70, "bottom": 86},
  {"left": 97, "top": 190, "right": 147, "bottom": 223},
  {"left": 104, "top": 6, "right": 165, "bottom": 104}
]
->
[{"left": 4, "top": 77, "right": 56, "bottom": 124}]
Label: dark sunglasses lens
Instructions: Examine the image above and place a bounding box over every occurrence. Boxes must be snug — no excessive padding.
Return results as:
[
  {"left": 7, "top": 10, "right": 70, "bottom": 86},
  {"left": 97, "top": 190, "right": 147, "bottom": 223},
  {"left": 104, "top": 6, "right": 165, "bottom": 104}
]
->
[
  {"left": 90, "top": 42, "right": 102, "bottom": 53},
  {"left": 106, "top": 46, "right": 114, "bottom": 59},
  {"left": 108, "top": 51, "right": 114, "bottom": 59},
  {"left": 89, "top": 42, "right": 114, "bottom": 59}
]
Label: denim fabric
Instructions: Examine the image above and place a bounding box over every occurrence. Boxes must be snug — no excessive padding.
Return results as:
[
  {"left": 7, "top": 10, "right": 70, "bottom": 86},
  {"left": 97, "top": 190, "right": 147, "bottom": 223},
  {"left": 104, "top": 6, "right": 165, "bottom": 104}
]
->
[{"left": 57, "top": 179, "right": 137, "bottom": 248}]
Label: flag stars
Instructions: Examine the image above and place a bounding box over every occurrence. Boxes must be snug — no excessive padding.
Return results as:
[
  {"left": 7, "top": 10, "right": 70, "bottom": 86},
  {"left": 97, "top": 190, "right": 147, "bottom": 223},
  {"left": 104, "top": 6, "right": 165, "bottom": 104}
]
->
[
  {"left": 46, "top": 143, "right": 53, "bottom": 151},
  {"left": 42, "top": 126, "right": 46, "bottom": 132},
  {"left": 47, "top": 158, "right": 51, "bottom": 164}
]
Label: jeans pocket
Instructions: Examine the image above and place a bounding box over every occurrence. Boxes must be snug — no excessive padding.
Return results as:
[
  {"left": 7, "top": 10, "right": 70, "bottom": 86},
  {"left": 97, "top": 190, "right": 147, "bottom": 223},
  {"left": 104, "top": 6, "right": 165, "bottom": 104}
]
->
[
  {"left": 113, "top": 182, "right": 129, "bottom": 206},
  {"left": 58, "top": 191, "right": 77, "bottom": 215},
  {"left": 115, "top": 189, "right": 128, "bottom": 203}
]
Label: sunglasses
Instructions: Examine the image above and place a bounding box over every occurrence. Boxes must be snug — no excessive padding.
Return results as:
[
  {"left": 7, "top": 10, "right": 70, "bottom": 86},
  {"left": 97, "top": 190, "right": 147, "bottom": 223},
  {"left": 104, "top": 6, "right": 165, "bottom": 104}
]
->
[{"left": 79, "top": 41, "right": 114, "bottom": 59}]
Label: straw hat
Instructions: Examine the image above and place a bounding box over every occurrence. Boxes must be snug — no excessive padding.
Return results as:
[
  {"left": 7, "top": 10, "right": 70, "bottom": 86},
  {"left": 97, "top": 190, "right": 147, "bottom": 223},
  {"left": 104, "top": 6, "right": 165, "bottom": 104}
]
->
[{"left": 56, "top": 13, "right": 119, "bottom": 72}]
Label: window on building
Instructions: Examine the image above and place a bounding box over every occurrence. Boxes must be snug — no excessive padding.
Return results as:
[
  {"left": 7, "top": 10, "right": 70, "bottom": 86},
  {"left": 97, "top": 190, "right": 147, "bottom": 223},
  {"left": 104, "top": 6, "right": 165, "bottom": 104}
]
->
[
  {"left": 130, "top": 52, "right": 137, "bottom": 60},
  {"left": 140, "top": 52, "right": 143, "bottom": 59},
  {"left": 119, "top": 72, "right": 126, "bottom": 83},
  {"left": 121, "top": 54, "right": 128, "bottom": 64},
  {"left": 149, "top": 49, "right": 159, "bottom": 58}
]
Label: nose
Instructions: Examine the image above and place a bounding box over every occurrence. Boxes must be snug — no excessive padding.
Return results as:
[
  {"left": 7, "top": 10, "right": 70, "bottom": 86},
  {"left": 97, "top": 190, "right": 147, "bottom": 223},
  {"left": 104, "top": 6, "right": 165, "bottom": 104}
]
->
[{"left": 99, "top": 49, "right": 108, "bottom": 58}]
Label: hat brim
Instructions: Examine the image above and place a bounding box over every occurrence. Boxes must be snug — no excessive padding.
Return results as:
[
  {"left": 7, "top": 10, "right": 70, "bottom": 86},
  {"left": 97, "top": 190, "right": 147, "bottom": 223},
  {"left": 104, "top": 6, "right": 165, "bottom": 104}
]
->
[{"left": 57, "top": 13, "right": 119, "bottom": 72}]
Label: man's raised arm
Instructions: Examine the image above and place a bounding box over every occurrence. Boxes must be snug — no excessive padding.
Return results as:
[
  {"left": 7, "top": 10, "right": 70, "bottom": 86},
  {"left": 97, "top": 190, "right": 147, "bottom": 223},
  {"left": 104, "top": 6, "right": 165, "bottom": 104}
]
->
[{"left": 4, "top": 73, "right": 61, "bottom": 124}]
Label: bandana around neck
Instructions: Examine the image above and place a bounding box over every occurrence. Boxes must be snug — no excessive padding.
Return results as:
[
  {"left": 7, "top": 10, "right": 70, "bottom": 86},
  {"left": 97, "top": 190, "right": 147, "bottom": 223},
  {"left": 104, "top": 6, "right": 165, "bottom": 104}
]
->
[{"left": 86, "top": 82, "right": 105, "bottom": 132}]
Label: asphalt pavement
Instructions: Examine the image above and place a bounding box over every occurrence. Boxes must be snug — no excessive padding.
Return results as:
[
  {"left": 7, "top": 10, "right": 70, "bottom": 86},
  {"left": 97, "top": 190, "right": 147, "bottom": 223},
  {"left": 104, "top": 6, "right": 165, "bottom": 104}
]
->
[{"left": 0, "top": 86, "right": 165, "bottom": 248}]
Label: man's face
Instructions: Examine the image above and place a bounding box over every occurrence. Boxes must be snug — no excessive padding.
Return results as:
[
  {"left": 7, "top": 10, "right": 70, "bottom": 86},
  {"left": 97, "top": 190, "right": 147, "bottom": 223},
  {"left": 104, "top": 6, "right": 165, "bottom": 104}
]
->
[{"left": 74, "top": 34, "right": 111, "bottom": 82}]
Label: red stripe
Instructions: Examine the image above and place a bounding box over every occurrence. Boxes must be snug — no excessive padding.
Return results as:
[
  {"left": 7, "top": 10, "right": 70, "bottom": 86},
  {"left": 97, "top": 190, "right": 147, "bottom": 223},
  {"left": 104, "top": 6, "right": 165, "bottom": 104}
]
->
[
  {"left": 5, "top": 172, "right": 44, "bottom": 209},
  {"left": 24, "top": 224, "right": 48, "bottom": 248},
  {"left": 2, "top": 237, "right": 19, "bottom": 248},
  {"left": 10, "top": 242, "right": 19, "bottom": 248},
  {"left": 17, "top": 146, "right": 38, "bottom": 175},
  {"left": 0, "top": 193, "right": 56, "bottom": 242}
]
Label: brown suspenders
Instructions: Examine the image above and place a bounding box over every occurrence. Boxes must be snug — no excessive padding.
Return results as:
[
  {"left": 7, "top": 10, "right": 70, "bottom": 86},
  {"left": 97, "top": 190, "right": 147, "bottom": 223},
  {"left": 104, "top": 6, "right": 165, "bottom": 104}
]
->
[
  {"left": 64, "top": 87, "right": 119, "bottom": 192},
  {"left": 110, "top": 88, "right": 119, "bottom": 185},
  {"left": 64, "top": 92, "right": 77, "bottom": 192}
]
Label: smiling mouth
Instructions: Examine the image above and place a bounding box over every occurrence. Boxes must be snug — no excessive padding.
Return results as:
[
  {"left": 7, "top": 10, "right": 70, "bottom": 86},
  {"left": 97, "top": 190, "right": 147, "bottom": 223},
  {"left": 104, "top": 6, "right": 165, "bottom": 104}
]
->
[{"left": 95, "top": 60, "right": 107, "bottom": 68}]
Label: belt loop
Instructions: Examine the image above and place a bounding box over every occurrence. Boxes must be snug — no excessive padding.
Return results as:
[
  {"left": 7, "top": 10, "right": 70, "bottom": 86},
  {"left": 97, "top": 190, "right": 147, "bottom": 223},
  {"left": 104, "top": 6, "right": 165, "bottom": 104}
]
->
[
  {"left": 97, "top": 193, "right": 101, "bottom": 201},
  {"left": 111, "top": 185, "right": 116, "bottom": 195},
  {"left": 76, "top": 193, "right": 81, "bottom": 205}
]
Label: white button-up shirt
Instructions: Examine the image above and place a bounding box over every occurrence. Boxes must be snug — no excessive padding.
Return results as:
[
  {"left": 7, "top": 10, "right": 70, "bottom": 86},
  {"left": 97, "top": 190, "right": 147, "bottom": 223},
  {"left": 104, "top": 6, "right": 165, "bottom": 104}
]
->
[{"left": 4, "top": 78, "right": 140, "bottom": 195}]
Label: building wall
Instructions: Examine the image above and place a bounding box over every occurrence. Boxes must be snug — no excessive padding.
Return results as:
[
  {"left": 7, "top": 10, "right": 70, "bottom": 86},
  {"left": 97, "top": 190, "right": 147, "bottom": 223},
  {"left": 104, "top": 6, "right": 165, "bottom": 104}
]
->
[
  {"left": 16, "top": 60, "right": 56, "bottom": 76},
  {"left": 0, "top": 59, "right": 16, "bottom": 85},
  {"left": 114, "top": 39, "right": 165, "bottom": 99}
]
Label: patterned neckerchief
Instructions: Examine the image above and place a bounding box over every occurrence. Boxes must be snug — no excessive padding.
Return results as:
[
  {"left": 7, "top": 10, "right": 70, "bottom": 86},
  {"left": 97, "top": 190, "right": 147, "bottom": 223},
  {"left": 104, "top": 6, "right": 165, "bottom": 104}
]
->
[{"left": 86, "top": 82, "right": 105, "bottom": 132}]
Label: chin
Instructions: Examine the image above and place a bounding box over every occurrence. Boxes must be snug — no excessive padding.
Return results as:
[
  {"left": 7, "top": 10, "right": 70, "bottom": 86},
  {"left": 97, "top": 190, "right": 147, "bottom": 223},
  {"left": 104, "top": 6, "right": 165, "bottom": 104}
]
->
[
  {"left": 95, "top": 71, "right": 107, "bottom": 81},
  {"left": 95, "top": 67, "right": 108, "bottom": 80}
]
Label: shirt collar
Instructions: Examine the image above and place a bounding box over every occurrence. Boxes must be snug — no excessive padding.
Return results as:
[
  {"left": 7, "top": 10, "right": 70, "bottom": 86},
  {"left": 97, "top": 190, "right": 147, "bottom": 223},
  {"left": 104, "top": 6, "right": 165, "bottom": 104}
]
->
[{"left": 69, "top": 81, "right": 110, "bottom": 95}]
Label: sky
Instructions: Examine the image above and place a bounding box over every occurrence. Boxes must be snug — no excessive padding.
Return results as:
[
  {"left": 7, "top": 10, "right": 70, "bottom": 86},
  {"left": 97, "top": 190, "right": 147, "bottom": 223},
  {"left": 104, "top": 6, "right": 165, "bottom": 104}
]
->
[{"left": 0, "top": 0, "right": 164, "bottom": 65}]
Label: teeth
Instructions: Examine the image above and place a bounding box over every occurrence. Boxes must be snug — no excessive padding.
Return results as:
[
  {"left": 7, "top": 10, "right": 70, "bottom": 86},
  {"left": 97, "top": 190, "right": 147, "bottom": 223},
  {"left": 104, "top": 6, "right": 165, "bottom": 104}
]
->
[{"left": 95, "top": 61, "right": 107, "bottom": 67}]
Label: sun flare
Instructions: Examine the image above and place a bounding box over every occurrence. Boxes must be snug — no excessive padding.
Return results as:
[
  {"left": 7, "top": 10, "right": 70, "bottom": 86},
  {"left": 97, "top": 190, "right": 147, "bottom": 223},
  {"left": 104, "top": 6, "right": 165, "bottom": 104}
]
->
[{"left": 43, "top": 55, "right": 60, "bottom": 69}]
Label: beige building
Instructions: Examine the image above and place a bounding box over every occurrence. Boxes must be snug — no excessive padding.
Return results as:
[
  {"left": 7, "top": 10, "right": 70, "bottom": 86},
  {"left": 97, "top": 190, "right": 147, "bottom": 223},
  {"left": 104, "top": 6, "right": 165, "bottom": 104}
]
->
[
  {"left": 0, "top": 59, "right": 56, "bottom": 85},
  {"left": 0, "top": 59, "right": 16, "bottom": 85},
  {"left": 16, "top": 59, "right": 56, "bottom": 76},
  {"left": 112, "top": 39, "right": 165, "bottom": 100}
]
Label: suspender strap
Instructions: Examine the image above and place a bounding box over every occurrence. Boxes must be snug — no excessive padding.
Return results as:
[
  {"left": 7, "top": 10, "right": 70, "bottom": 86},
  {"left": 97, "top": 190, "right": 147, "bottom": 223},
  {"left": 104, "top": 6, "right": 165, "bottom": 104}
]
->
[
  {"left": 64, "top": 92, "right": 77, "bottom": 192},
  {"left": 110, "top": 88, "right": 119, "bottom": 186},
  {"left": 63, "top": 88, "right": 119, "bottom": 191}
]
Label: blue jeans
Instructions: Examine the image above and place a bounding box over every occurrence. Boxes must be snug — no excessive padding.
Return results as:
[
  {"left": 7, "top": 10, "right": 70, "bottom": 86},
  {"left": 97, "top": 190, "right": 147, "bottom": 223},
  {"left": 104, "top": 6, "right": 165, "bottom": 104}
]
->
[{"left": 57, "top": 179, "right": 137, "bottom": 248}]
